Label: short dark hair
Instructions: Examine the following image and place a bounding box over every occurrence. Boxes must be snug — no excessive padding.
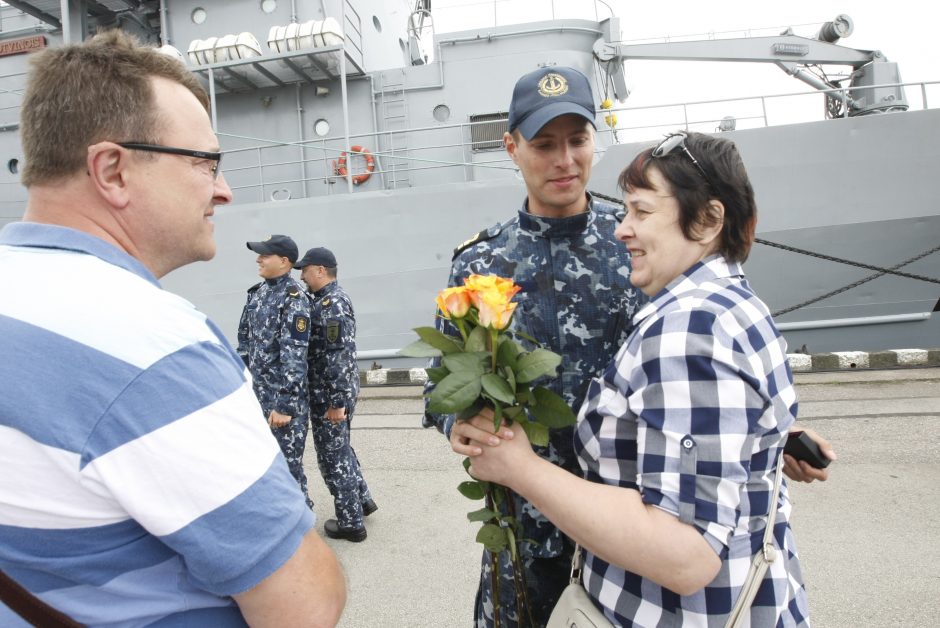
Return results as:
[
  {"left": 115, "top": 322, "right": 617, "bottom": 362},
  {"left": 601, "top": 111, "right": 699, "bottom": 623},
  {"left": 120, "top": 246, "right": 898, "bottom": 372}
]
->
[
  {"left": 20, "top": 29, "right": 209, "bottom": 187},
  {"left": 618, "top": 132, "right": 757, "bottom": 262}
]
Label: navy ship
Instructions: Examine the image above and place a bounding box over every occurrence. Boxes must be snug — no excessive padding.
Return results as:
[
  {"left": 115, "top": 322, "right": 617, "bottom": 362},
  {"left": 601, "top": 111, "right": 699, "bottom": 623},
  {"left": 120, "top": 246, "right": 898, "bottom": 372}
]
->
[{"left": 1, "top": 1, "right": 937, "bottom": 365}]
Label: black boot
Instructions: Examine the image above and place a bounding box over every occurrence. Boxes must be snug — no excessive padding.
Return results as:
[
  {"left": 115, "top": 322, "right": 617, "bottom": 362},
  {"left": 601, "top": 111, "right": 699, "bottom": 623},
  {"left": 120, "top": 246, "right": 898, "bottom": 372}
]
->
[{"left": 324, "top": 519, "right": 367, "bottom": 542}]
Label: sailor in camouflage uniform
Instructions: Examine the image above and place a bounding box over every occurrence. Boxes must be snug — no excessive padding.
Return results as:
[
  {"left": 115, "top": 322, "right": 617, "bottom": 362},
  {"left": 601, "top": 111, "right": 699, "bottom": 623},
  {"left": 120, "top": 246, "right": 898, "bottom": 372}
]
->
[
  {"left": 237, "top": 235, "right": 314, "bottom": 509},
  {"left": 422, "top": 67, "right": 644, "bottom": 627},
  {"left": 296, "top": 247, "right": 377, "bottom": 543}
]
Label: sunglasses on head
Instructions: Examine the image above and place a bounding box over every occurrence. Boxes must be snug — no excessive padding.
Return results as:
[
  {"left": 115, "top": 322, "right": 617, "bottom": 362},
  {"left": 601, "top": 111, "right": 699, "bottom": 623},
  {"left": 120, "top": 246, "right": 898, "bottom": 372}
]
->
[{"left": 651, "top": 132, "right": 718, "bottom": 195}]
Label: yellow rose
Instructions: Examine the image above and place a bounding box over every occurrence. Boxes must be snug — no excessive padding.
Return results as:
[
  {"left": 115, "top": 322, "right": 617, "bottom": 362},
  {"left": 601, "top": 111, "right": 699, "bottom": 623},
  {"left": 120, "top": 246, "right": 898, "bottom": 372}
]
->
[
  {"left": 464, "top": 274, "right": 520, "bottom": 310},
  {"left": 435, "top": 286, "right": 471, "bottom": 319},
  {"left": 476, "top": 289, "right": 518, "bottom": 330}
]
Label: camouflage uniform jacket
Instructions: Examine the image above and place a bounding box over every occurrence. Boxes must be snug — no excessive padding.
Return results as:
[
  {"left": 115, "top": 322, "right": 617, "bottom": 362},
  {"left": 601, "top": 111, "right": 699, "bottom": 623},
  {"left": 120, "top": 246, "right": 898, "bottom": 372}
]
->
[
  {"left": 307, "top": 280, "right": 360, "bottom": 409},
  {"left": 236, "top": 273, "right": 311, "bottom": 417},
  {"left": 425, "top": 194, "right": 645, "bottom": 558}
]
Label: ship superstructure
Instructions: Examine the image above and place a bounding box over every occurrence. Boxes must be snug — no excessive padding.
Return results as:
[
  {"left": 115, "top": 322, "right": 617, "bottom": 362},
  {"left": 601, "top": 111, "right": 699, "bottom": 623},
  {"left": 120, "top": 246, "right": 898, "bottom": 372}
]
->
[{"left": 1, "top": 0, "right": 937, "bottom": 361}]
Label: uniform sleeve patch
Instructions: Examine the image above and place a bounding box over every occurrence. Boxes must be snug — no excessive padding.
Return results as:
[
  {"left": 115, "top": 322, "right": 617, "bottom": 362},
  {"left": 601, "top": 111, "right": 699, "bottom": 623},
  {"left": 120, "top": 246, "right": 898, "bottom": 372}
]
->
[
  {"left": 291, "top": 315, "right": 311, "bottom": 340},
  {"left": 326, "top": 320, "right": 341, "bottom": 343}
]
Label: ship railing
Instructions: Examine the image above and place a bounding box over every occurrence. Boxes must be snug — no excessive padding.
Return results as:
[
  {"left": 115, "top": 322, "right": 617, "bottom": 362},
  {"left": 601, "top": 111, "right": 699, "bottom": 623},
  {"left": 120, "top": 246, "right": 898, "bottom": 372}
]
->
[
  {"left": 600, "top": 79, "right": 939, "bottom": 144},
  {"left": 216, "top": 78, "right": 938, "bottom": 204}
]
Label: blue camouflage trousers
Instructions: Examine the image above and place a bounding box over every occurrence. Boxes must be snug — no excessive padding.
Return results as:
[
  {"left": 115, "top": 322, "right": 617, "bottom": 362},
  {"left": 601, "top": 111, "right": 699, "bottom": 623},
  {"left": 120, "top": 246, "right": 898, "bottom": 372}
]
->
[
  {"left": 310, "top": 403, "right": 373, "bottom": 529},
  {"left": 271, "top": 414, "right": 313, "bottom": 510},
  {"left": 474, "top": 540, "right": 574, "bottom": 628}
]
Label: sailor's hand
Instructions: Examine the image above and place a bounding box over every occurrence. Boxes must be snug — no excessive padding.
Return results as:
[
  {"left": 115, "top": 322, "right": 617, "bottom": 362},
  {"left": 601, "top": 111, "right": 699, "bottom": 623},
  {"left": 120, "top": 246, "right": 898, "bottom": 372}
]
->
[
  {"left": 268, "top": 410, "right": 292, "bottom": 428},
  {"left": 783, "top": 426, "right": 837, "bottom": 483},
  {"left": 326, "top": 406, "right": 347, "bottom": 424}
]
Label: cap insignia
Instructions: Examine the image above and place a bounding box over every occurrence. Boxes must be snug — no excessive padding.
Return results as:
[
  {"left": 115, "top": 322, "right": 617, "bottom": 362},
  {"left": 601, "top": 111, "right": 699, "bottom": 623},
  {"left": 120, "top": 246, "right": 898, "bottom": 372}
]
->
[{"left": 538, "top": 73, "right": 568, "bottom": 98}]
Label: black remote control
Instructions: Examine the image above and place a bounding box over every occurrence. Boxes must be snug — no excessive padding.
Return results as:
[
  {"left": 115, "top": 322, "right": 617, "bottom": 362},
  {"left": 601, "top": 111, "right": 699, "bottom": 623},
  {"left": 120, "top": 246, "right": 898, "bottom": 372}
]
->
[{"left": 784, "top": 431, "right": 830, "bottom": 469}]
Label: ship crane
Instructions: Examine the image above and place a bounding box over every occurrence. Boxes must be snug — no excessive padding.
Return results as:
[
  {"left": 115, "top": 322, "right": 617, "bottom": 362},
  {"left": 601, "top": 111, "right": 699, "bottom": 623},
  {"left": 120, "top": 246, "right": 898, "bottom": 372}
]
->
[{"left": 593, "top": 15, "right": 907, "bottom": 118}]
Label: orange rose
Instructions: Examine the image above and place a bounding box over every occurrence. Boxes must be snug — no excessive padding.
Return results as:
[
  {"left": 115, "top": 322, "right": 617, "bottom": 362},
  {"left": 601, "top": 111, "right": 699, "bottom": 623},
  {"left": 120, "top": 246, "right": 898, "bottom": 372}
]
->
[
  {"left": 435, "top": 286, "right": 472, "bottom": 319},
  {"left": 476, "top": 289, "right": 518, "bottom": 330},
  {"left": 464, "top": 274, "right": 521, "bottom": 312}
]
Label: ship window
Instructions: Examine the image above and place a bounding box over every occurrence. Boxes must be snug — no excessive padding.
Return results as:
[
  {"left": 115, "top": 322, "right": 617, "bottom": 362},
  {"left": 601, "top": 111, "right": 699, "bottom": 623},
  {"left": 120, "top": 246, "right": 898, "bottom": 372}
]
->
[
  {"left": 260, "top": 0, "right": 277, "bottom": 13},
  {"left": 373, "top": 16, "right": 382, "bottom": 33},
  {"left": 469, "top": 112, "right": 509, "bottom": 152},
  {"left": 314, "top": 118, "right": 330, "bottom": 137},
  {"left": 433, "top": 105, "right": 450, "bottom": 123},
  {"left": 8, "top": 159, "right": 18, "bottom": 175},
  {"left": 191, "top": 7, "right": 207, "bottom": 24}
]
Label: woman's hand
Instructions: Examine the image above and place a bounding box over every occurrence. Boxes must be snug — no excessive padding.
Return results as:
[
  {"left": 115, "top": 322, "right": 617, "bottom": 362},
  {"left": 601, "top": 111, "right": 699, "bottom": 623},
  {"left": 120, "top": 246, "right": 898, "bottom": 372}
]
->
[{"left": 783, "top": 426, "right": 837, "bottom": 483}]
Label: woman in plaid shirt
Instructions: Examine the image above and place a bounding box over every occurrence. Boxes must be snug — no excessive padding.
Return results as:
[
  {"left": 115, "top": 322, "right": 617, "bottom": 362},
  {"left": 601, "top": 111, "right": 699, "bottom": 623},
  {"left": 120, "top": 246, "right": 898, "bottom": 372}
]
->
[{"left": 463, "top": 131, "right": 811, "bottom": 626}]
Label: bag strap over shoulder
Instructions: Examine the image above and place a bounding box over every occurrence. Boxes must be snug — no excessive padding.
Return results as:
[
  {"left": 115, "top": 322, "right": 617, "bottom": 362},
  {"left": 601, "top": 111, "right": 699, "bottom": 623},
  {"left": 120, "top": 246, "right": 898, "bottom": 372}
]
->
[{"left": 0, "top": 569, "right": 83, "bottom": 628}]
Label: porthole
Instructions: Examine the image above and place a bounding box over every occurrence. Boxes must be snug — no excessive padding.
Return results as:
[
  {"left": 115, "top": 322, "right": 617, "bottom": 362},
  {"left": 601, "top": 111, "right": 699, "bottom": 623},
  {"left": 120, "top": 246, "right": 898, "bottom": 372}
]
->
[
  {"left": 432, "top": 104, "right": 450, "bottom": 123},
  {"left": 191, "top": 7, "right": 207, "bottom": 24},
  {"left": 373, "top": 16, "right": 382, "bottom": 33},
  {"left": 270, "top": 188, "right": 292, "bottom": 201},
  {"left": 313, "top": 118, "right": 330, "bottom": 137},
  {"left": 8, "top": 158, "right": 18, "bottom": 175},
  {"left": 260, "top": 0, "right": 277, "bottom": 13}
]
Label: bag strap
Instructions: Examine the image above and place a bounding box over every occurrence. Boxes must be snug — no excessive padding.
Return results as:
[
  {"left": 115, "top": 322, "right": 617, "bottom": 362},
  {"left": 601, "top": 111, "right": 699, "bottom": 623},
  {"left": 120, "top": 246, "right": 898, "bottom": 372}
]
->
[
  {"left": 0, "top": 569, "right": 83, "bottom": 628},
  {"left": 724, "top": 451, "right": 787, "bottom": 628},
  {"left": 568, "top": 543, "right": 585, "bottom": 585}
]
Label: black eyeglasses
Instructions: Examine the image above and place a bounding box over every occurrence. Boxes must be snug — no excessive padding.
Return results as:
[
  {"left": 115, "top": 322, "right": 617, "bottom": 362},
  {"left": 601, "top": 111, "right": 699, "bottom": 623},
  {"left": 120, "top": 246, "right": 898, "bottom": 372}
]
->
[
  {"left": 651, "top": 132, "right": 717, "bottom": 195},
  {"left": 118, "top": 142, "right": 223, "bottom": 179}
]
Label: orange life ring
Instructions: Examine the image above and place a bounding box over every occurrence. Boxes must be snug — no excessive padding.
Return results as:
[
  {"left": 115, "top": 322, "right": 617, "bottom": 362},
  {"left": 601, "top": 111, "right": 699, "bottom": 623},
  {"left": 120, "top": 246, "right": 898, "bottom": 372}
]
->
[{"left": 336, "top": 145, "right": 375, "bottom": 185}]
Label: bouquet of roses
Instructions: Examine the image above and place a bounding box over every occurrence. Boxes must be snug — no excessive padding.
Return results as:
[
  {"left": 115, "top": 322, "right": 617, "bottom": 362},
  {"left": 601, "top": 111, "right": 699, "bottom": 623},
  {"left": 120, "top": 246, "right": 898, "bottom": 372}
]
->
[{"left": 401, "top": 274, "right": 575, "bottom": 627}]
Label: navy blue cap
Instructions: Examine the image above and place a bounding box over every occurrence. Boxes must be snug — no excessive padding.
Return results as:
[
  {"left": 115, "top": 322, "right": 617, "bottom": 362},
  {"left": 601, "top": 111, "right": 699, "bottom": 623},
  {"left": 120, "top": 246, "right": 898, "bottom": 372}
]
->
[
  {"left": 508, "top": 66, "right": 597, "bottom": 140},
  {"left": 293, "top": 247, "right": 337, "bottom": 269},
  {"left": 246, "top": 235, "right": 298, "bottom": 263}
]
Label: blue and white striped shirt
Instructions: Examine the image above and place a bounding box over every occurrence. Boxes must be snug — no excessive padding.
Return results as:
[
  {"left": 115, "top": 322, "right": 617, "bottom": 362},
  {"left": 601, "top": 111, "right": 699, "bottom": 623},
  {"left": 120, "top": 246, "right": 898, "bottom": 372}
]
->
[
  {"left": 575, "top": 255, "right": 810, "bottom": 627},
  {"left": 0, "top": 222, "right": 314, "bottom": 626}
]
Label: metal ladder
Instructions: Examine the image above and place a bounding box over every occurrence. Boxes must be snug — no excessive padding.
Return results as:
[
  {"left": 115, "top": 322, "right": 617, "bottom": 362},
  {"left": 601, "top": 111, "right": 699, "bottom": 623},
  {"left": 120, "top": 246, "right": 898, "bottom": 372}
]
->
[{"left": 380, "top": 77, "right": 411, "bottom": 189}]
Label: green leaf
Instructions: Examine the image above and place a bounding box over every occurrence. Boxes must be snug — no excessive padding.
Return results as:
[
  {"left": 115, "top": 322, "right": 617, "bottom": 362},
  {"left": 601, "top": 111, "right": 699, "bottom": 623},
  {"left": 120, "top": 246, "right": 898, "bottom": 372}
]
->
[
  {"left": 456, "top": 398, "right": 486, "bottom": 421},
  {"left": 425, "top": 366, "right": 449, "bottom": 383},
  {"left": 510, "top": 328, "right": 541, "bottom": 346},
  {"left": 502, "top": 365, "right": 517, "bottom": 393},
  {"left": 502, "top": 405, "right": 523, "bottom": 419},
  {"left": 481, "top": 373, "right": 515, "bottom": 405},
  {"left": 442, "top": 351, "right": 486, "bottom": 376},
  {"left": 465, "top": 325, "right": 488, "bottom": 353},
  {"left": 497, "top": 338, "right": 521, "bottom": 370},
  {"left": 476, "top": 523, "right": 509, "bottom": 552},
  {"left": 462, "top": 456, "right": 472, "bottom": 473},
  {"left": 491, "top": 400, "right": 503, "bottom": 432},
  {"left": 520, "top": 419, "right": 550, "bottom": 447},
  {"left": 414, "top": 326, "right": 464, "bottom": 355},
  {"left": 514, "top": 348, "right": 562, "bottom": 383},
  {"left": 398, "top": 339, "right": 442, "bottom": 358},
  {"left": 528, "top": 386, "right": 577, "bottom": 428},
  {"left": 458, "top": 481, "right": 486, "bottom": 500},
  {"left": 506, "top": 526, "right": 518, "bottom": 561},
  {"left": 467, "top": 507, "right": 499, "bottom": 522},
  {"left": 427, "top": 371, "right": 482, "bottom": 414}
]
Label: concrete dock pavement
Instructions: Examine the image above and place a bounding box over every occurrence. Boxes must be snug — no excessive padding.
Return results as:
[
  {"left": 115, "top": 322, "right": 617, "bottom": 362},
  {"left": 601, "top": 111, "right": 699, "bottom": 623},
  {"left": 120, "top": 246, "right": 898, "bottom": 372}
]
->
[{"left": 302, "top": 367, "right": 940, "bottom": 627}]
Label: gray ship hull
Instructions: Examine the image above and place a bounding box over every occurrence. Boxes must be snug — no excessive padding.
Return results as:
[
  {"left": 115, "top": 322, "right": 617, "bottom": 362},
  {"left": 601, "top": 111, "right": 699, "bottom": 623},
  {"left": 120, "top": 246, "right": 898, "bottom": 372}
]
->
[{"left": 163, "top": 107, "right": 940, "bottom": 363}]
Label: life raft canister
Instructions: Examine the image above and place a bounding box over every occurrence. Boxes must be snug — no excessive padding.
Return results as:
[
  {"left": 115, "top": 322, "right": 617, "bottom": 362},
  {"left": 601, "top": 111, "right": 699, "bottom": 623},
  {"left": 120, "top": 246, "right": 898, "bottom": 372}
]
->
[{"left": 335, "top": 145, "right": 375, "bottom": 185}]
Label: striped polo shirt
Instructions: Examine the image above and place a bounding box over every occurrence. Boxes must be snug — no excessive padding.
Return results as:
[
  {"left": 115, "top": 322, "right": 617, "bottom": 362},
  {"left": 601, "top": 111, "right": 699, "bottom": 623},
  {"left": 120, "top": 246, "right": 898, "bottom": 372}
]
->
[{"left": 0, "top": 222, "right": 314, "bottom": 626}]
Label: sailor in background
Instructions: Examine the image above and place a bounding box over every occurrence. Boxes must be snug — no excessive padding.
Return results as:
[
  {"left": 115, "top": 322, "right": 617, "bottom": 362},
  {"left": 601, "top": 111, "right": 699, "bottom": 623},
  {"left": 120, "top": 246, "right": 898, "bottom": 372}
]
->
[
  {"left": 296, "top": 247, "right": 377, "bottom": 542},
  {"left": 238, "top": 234, "right": 314, "bottom": 509}
]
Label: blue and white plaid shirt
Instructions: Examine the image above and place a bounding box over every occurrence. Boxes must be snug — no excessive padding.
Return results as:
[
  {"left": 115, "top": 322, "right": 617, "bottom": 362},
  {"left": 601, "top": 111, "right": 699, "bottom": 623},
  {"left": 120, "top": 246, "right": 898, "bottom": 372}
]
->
[{"left": 575, "top": 255, "right": 810, "bottom": 627}]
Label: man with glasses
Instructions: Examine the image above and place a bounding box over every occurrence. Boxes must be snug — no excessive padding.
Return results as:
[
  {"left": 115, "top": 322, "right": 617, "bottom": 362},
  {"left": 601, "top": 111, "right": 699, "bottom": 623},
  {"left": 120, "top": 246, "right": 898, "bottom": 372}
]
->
[
  {"left": 0, "top": 31, "right": 344, "bottom": 626},
  {"left": 238, "top": 234, "right": 314, "bottom": 510}
]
